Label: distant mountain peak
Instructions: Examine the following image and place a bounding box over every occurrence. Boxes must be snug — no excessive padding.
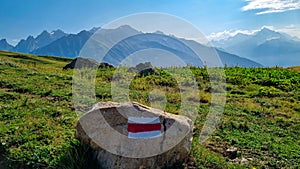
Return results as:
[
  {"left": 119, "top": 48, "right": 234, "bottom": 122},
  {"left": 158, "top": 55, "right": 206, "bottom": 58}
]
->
[
  {"left": 118, "top": 25, "right": 133, "bottom": 29},
  {"left": 54, "top": 29, "right": 64, "bottom": 32},
  {"left": 234, "top": 32, "right": 250, "bottom": 39},
  {"left": 260, "top": 27, "right": 274, "bottom": 32},
  {"left": 40, "top": 30, "right": 49, "bottom": 34},
  {"left": 78, "top": 30, "right": 91, "bottom": 36},
  {"left": 0, "top": 38, "right": 13, "bottom": 51},
  {"left": 26, "top": 36, "right": 35, "bottom": 40},
  {"left": 36, "top": 31, "right": 50, "bottom": 39},
  {"left": 0, "top": 38, "right": 8, "bottom": 43},
  {"left": 50, "top": 29, "right": 65, "bottom": 35},
  {"left": 89, "top": 27, "right": 100, "bottom": 34},
  {"left": 116, "top": 25, "right": 139, "bottom": 32},
  {"left": 256, "top": 27, "right": 281, "bottom": 37},
  {"left": 154, "top": 30, "right": 164, "bottom": 35}
]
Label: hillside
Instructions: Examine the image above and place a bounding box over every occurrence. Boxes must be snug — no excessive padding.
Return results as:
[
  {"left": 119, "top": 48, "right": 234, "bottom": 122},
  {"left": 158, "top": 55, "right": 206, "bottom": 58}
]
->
[
  {"left": 287, "top": 66, "right": 300, "bottom": 73},
  {"left": 0, "top": 51, "right": 299, "bottom": 168}
]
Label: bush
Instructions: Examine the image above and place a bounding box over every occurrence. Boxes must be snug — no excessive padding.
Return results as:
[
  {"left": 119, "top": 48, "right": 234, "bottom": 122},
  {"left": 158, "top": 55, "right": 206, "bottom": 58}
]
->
[{"left": 257, "top": 86, "right": 282, "bottom": 98}]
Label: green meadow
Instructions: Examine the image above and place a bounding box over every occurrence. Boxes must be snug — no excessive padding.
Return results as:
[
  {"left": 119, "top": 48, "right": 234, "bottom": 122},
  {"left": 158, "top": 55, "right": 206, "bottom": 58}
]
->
[{"left": 0, "top": 50, "right": 299, "bottom": 168}]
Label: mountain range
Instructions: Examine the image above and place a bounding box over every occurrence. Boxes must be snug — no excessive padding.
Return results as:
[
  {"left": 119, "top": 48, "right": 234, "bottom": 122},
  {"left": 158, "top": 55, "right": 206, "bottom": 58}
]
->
[
  {"left": 212, "top": 28, "right": 300, "bottom": 67},
  {"left": 94, "top": 28, "right": 262, "bottom": 67},
  {"left": 5, "top": 26, "right": 299, "bottom": 67},
  {"left": 13, "top": 29, "right": 67, "bottom": 53}
]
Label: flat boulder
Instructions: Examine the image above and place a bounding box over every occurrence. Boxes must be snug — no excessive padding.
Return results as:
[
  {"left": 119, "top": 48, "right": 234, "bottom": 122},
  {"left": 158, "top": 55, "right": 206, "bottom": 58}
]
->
[{"left": 76, "top": 101, "right": 193, "bottom": 169}]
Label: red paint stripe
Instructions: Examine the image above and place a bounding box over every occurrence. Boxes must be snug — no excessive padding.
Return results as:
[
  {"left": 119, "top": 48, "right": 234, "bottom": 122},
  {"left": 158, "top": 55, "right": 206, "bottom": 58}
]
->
[{"left": 128, "top": 123, "right": 161, "bottom": 133}]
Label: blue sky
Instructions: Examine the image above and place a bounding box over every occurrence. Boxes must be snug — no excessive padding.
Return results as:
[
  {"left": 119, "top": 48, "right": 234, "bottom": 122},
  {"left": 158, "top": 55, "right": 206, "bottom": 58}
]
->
[{"left": 1, "top": 0, "right": 299, "bottom": 45}]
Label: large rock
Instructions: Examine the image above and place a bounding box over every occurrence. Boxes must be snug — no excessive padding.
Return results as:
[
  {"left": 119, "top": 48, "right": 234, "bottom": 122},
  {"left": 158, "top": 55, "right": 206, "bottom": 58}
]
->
[
  {"left": 63, "top": 57, "right": 98, "bottom": 70},
  {"left": 129, "top": 62, "right": 159, "bottom": 76},
  {"left": 76, "top": 101, "right": 193, "bottom": 169},
  {"left": 99, "top": 62, "right": 114, "bottom": 69},
  {"left": 63, "top": 57, "right": 114, "bottom": 70}
]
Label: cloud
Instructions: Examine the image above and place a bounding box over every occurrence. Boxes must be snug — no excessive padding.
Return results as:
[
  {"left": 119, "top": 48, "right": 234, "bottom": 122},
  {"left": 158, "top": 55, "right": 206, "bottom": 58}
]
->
[
  {"left": 208, "top": 28, "right": 262, "bottom": 41},
  {"left": 242, "top": 0, "right": 300, "bottom": 15},
  {"left": 207, "top": 25, "right": 300, "bottom": 41},
  {"left": 277, "top": 24, "right": 300, "bottom": 39}
]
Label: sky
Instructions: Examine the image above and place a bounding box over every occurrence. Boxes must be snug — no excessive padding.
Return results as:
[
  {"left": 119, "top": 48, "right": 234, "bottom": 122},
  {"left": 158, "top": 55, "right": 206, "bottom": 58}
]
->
[{"left": 0, "top": 0, "right": 299, "bottom": 45}]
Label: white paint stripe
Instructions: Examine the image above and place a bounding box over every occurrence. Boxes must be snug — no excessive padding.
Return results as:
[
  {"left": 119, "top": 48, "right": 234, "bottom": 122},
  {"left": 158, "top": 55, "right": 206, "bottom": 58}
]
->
[
  {"left": 128, "top": 131, "right": 162, "bottom": 139},
  {"left": 128, "top": 117, "right": 160, "bottom": 124}
]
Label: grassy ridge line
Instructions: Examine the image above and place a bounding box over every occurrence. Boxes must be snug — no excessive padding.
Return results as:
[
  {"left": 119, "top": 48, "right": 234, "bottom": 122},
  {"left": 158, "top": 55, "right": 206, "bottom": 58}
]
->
[
  {"left": 287, "top": 66, "right": 300, "bottom": 73},
  {"left": 0, "top": 51, "right": 299, "bottom": 169},
  {"left": 0, "top": 50, "right": 72, "bottom": 62}
]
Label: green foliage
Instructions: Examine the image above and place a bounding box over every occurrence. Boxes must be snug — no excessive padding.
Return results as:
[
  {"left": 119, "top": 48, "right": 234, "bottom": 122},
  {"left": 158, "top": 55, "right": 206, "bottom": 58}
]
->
[
  {"left": 256, "top": 86, "right": 282, "bottom": 97},
  {"left": 58, "top": 140, "right": 100, "bottom": 169},
  {"left": 0, "top": 51, "right": 299, "bottom": 168}
]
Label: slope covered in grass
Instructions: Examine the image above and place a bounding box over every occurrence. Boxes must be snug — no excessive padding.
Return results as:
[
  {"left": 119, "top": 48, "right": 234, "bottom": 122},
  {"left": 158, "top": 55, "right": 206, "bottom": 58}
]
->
[
  {"left": 287, "top": 66, "right": 300, "bottom": 73},
  {"left": 0, "top": 50, "right": 299, "bottom": 168}
]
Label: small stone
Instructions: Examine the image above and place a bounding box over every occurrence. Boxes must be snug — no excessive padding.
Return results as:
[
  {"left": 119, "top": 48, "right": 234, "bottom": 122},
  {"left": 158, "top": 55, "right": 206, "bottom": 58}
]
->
[
  {"left": 226, "top": 147, "right": 238, "bottom": 159},
  {"left": 240, "top": 157, "right": 248, "bottom": 164}
]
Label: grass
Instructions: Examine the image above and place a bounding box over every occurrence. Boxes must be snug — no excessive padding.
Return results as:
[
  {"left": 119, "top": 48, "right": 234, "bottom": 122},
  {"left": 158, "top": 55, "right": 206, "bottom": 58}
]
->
[
  {"left": 287, "top": 66, "right": 300, "bottom": 73},
  {"left": 0, "top": 50, "right": 299, "bottom": 168}
]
